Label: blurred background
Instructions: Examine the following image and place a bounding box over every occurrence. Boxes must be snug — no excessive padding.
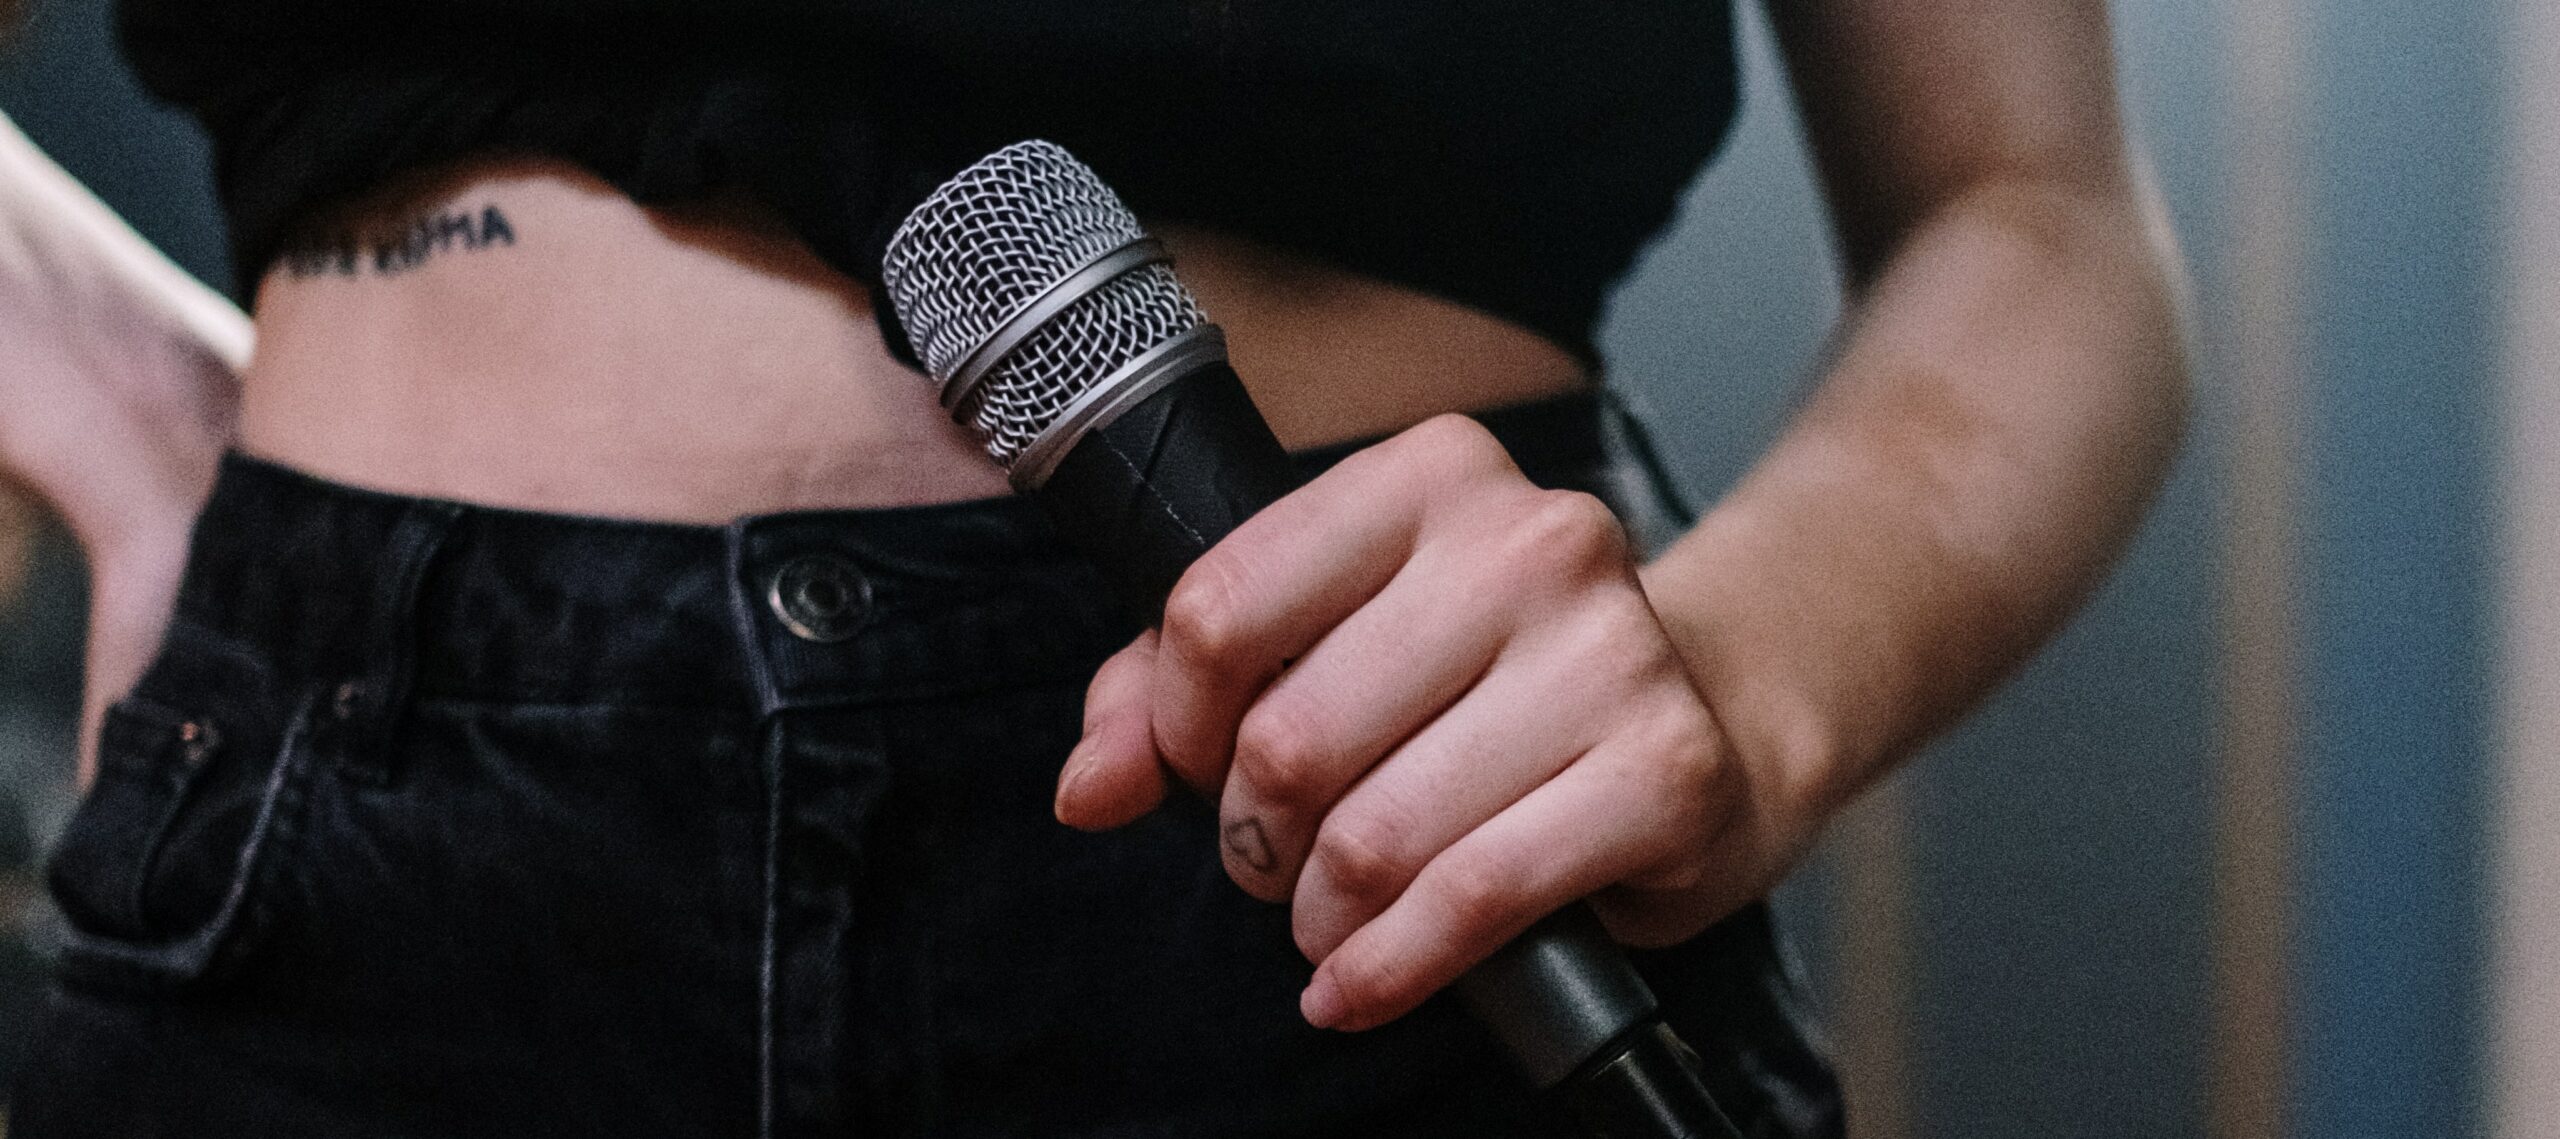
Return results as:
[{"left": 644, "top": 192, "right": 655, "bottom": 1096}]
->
[{"left": 1, "top": 0, "right": 2550, "bottom": 1135}]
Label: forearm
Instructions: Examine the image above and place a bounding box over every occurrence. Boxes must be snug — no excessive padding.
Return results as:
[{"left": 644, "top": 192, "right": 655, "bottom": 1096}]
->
[
  {"left": 0, "top": 109, "right": 248, "bottom": 777},
  {"left": 0, "top": 110, "right": 249, "bottom": 371},
  {"left": 0, "top": 107, "right": 245, "bottom": 544},
  {"left": 1641, "top": 175, "right": 2189, "bottom": 832}
]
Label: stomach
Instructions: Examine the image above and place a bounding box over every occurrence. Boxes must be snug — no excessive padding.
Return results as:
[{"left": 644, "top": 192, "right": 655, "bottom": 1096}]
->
[{"left": 241, "top": 156, "right": 1591, "bottom": 522}]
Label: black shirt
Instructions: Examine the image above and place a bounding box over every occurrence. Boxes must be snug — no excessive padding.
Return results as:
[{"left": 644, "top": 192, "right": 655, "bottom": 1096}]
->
[{"left": 119, "top": 0, "right": 1738, "bottom": 364}]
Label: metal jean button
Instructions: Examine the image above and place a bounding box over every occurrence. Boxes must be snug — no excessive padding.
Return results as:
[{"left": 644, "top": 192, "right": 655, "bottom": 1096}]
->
[{"left": 768, "top": 554, "right": 870, "bottom": 644}]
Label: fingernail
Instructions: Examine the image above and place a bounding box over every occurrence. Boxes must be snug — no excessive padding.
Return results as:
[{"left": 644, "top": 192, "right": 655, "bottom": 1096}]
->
[
  {"left": 1054, "top": 740, "right": 1096, "bottom": 821},
  {"left": 1301, "top": 976, "right": 1347, "bottom": 1030}
]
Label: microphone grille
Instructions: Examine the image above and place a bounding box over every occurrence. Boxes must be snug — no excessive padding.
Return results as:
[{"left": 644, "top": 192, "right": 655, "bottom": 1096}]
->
[{"left": 881, "top": 140, "right": 1207, "bottom": 468}]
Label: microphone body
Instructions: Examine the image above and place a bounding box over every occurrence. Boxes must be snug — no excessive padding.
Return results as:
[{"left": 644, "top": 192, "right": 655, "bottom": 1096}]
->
[
  {"left": 1034, "top": 350, "right": 1289, "bottom": 610},
  {"left": 882, "top": 140, "right": 1746, "bottom": 1139}
]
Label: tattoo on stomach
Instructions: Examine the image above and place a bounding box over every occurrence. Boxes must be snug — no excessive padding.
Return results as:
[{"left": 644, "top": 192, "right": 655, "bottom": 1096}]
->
[{"left": 280, "top": 204, "right": 517, "bottom": 279}]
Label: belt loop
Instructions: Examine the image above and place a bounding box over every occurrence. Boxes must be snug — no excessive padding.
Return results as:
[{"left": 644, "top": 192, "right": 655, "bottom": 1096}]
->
[
  {"left": 724, "top": 519, "right": 788, "bottom": 720},
  {"left": 329, "top": 500, "right": 462, "bottom": 786}
]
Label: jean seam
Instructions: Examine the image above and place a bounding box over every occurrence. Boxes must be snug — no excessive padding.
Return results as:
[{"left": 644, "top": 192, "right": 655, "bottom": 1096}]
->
[
  {"left": 757, "top": 720, "right": 784, "bottom": 1139},
  {"left": 50, "top": 689, "right": 321, "bottom": 993},
  {"left": 340, "top": 501, "right": 461, "bottom": 786}
]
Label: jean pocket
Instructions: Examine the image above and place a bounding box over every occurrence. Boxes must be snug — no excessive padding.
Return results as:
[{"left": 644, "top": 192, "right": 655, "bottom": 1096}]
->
[{"left": 44, "top": 686, "right": 322, "bottom": 996}]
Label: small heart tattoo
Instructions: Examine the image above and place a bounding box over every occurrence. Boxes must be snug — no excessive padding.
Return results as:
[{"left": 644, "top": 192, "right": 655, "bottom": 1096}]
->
[{"left": 1224, "top": 818, "right": 1278, "bottom": 873}]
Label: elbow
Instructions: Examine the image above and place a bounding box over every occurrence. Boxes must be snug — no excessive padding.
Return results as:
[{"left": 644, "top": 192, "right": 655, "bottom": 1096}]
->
[
  {"left": 2125, "top": 192, "right": 2195, "bottom": 491},
  {"left": 1986, "top": 172, "right": 2196, "bottom": 482},
  {"left": 1921, "top": 171, "right": 2200, "bottom": 486}
]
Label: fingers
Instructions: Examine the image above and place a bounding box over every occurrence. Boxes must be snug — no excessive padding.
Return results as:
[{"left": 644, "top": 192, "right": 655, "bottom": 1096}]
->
[
  {"left": 1589, "top": 749, "right": 1771, "bottom": 949},
  {"left": 1215, "top": 490, "right": 1650, "bottom": 905},
  {"left": 1055, "top": 413, "right": 1752, "bottom": 1032},
  {"left": 1149, "top": 414, "right": 1518, "bottom": 797},
  {"left": 1278, "top": 615, "right": 1641, "bottom": 956},
  {"left": 1299, "top": 729, "right": 1729, "bottom": 1032},
  {"left": 1055, "top": 630, "right": 1172, "bottom": 831},
  {"left": 1209, "top": 551, "right": 1520, "bottom": 901}
]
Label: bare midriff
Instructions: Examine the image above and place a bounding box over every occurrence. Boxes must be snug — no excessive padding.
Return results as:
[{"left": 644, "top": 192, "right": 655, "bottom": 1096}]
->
[{"left": 242, "top": 157, "right": 1591, "bottom": 521}]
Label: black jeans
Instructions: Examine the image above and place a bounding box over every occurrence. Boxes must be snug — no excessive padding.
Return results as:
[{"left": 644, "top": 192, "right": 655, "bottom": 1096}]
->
[{"left": 16, "top": 395, "right": 1841, "bottom": 1138}]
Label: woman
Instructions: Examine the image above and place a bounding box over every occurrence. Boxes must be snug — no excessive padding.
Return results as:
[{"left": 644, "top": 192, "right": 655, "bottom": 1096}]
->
[{"left": 2, "top": 0, "right": 2186, "bottom": 1134}]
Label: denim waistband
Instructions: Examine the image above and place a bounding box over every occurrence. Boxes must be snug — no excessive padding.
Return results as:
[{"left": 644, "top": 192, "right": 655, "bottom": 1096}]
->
[{"left": 170, "top": 391, "right": 1625, "bottom": 713}]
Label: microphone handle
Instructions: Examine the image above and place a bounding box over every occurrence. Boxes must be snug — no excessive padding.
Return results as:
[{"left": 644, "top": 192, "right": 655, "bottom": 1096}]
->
[{"left": 1031, "top": 360, "right": 1747, "bottom": 1139}]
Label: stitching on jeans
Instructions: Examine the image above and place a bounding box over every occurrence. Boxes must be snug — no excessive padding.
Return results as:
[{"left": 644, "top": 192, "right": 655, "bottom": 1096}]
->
[
  {"left": 341, "top": 501, "right": 460, "bottom": 785},
  {"left": 756, "top": 723, "right": 783, "bottom": 1139}
]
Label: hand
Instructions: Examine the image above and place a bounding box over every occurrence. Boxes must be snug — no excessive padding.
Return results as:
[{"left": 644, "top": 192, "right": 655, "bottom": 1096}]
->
[
  {"left": 1054, "top": 414, "right": 1801, "bottom": 1032},
  {"left": 0, "top": 110, "right": 248, "bottom": 778}
]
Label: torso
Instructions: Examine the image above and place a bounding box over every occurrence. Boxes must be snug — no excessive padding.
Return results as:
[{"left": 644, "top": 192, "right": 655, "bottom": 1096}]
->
[{"left": 242, "top": 157, "right": 1591, "bottom": 521}]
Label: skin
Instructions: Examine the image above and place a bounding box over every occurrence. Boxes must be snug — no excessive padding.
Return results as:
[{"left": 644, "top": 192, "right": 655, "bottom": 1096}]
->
[
  {"left": 4, "top": 0, "right": 2185, "bottom": 1039},
  {"left": 1057, "top": 0, "right": 2188, "bottom": 1030},
  {"left": 0, "top": 109, "right": 247, "bottom": 774}
]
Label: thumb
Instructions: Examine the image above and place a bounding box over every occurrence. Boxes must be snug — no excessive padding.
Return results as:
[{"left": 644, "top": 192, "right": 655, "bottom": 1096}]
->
[{"left": 1056, "top": 629, "right": 1171, "bottom": 830}]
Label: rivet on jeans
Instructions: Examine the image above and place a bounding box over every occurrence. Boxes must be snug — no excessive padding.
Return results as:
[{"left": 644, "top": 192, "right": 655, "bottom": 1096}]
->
[
  {"left": 177, "top": 719, "right": 221, "bottom": 766},
  {"left": 768, "top": 554, "right": 871, "bottom": 644}
]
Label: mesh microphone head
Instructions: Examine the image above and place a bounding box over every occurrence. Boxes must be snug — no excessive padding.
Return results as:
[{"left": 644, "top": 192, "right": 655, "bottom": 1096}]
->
[{"left": 881, "top": 140, "right": 1208, "bottom": 469}]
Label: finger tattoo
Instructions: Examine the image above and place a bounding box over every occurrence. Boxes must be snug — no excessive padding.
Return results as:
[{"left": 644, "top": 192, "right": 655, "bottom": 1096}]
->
[{"left": 1224, "top": 817, "right": 1278, "bottom": 873}]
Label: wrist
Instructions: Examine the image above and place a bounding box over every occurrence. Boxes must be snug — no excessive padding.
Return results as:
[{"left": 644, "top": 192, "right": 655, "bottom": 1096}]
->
[
  {"left": 6, "top": 331, "right": 232, "bottom": 576},
  {"left": 1637, "top": 510, "right": 1878, "bottom": 843}
]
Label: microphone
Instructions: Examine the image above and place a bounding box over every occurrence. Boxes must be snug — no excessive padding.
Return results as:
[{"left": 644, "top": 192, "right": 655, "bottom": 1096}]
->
[{"left": 880, "top": 140, "right": 1747, "bottom": 1139}]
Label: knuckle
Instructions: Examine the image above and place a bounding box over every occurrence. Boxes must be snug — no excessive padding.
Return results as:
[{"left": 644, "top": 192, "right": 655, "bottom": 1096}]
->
[
  {"left": 1557, "top": 607, "right": 1657, "bottom": 687},
  {"left": 1431, "top": 849, "right": 1525, "bottom": 932},
  {"left": 1085, "top": 638, "right": 1151, "bottom": 701},
  {"left": 1522, "top": 490, "right": 1629, "bottom": 569},
  {"left": 1089, "top": 645, "right": 1141, "bottom": 693},
  {"left": 1638, "top": 853, "right": 1713, "bottom": 896},
  {"left": 1668, "top": 704, "right": 1732, "bottom": 777},
  {"left": 1291, "top": 909, "right": 1336, "bottom": 965},
  {"left": 1638, "top": 714, "right": 1733, "bottom": 830},
  {"left": 1309, "top": 814, "right": 1418, "bottom": 910},
  {"left": 1401, "top": 414, "right": 1513, "bottom": 480},
  {"left": 1234, "top": 699, "right": 1330, "bottom": 805},
  {"left": 1081, "top": 662, "right": 1119, "bottom": 717},
  {"left": 1668, "top": 850, "right": 1725, "bottom": 896},
  {"left": 1160, "top": 554, "right": 1251, "bottom": 665},
  {"left": 1323, "top": 950, "right": 1395, "bottom": 1015}
]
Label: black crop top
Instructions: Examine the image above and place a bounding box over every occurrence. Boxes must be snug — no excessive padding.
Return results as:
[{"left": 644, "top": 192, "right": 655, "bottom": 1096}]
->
[{"left": 118, "top": 1, "right": 1737, "bottom": 365}]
